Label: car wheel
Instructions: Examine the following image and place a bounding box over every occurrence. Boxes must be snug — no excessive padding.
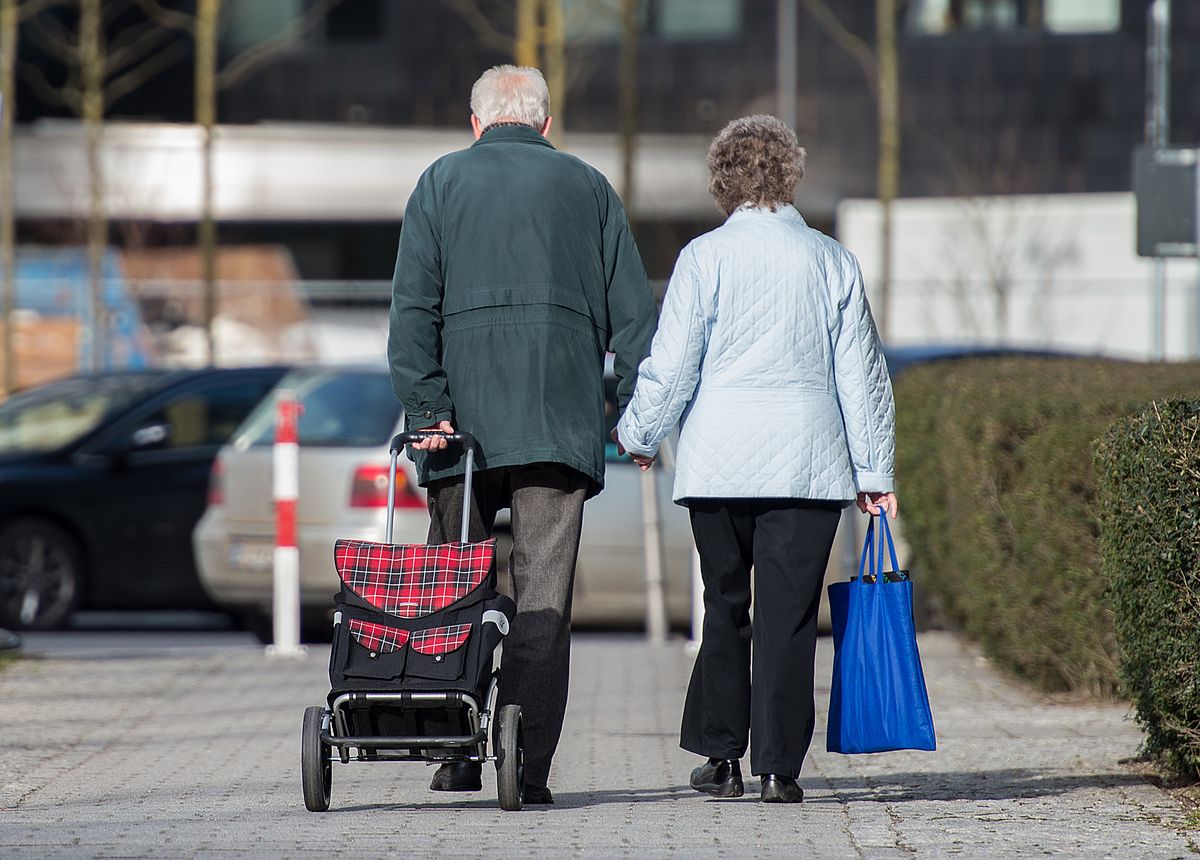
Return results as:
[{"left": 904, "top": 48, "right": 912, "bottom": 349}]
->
[
  {"left": 239, "top": 610, "right": 274, "bottom": 645},
  {"left": 240, "top": 610, "right": 333, "bottom": 645},
  {"left": 0, "top": 518, "right": 83, "bottom": 630}
]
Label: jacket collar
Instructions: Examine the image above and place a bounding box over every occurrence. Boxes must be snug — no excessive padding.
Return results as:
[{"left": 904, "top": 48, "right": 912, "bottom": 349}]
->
[
  {"left": 726, "top": 203, "right": 807, "bottom": 226},
  {"left": 471, "top": 123, "right": 556, "bottom": 149}
]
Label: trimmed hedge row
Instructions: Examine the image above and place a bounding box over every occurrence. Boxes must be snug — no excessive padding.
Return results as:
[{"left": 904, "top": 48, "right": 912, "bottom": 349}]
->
[
  {"left": 1096, "top": 400, "right": 1200, "bottom": 778},
  {"left": 894, "top": 357, "right": 1200, "bottom": 697}
]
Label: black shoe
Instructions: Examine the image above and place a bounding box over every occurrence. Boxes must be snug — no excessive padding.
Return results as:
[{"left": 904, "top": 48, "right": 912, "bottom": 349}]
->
[
  {"left": 760, "top": 774, "right": 803, "bottom": 803},
  {"left": 689, "top": 758, "right": 744, "bottom": 798},
  {"left": 429, "top": 761, "right": 483, "bottom": 792},
  {"left": 524, "top": 783, "right": 554, "bottom": 805}
]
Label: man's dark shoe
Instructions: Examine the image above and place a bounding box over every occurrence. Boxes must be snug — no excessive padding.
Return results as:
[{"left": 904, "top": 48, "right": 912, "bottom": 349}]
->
[
  {"left": 689, "top": 758, "right": 744, "bottom": 798},
  {"left": 429, "top": 761, "right": 483, "bottom": 792},
  {"left": 760, "top": 774, "right": 803, "bottom": 803},
  {"left": 524, "top": 783, "right": 554, "bottom": 805}
]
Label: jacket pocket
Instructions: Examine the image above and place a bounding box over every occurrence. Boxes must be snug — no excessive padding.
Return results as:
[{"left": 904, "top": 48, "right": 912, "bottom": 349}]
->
[{"left": 404, "top": 623, "right": 472, "bottom": 681}]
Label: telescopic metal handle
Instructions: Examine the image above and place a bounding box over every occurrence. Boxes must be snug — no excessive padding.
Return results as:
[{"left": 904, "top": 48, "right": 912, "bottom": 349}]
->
[{"left": 386, "top": 431, "right": 478, "bottom": 544}]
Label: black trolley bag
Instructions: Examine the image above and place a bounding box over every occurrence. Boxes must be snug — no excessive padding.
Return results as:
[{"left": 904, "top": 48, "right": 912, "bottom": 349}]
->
[{"left": 300, "top": 431, "right": 524, "bottom": 812}]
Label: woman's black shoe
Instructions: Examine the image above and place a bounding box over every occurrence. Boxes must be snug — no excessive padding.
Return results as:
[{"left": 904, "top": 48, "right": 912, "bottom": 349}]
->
[
  {"left": 429, "top": 761, "right": 483, "bottom": 791},
  {"left": 760, "top": 774, "right": 803, "bottom": 803},
  {"left": 524, "top": 783, "right": 554, "bottom": 805},
  {"left": 689, "top": 758, "right": 744, "bottom": 798}
]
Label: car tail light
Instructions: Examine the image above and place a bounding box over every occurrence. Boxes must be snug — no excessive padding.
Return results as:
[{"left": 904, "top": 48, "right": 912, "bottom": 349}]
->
[
  {"left": 207, "top": 459, "right": 224, "bottom": 506},
  {"left": 350, "top": 464, "right": 425, "bottom": 510}
]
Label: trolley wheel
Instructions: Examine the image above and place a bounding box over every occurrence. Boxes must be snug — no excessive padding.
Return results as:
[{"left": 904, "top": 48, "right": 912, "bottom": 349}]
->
[
  {"left": 301, "top": 706, "right": 332, "bottom": 812},
  {"left": 494, "top": 703, "right": 524, "bottom": 811}
]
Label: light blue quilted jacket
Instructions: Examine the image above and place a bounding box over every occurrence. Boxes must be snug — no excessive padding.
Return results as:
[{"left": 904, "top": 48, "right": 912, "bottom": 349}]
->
[{"left": 617, "top": 204, "right": 895, "bottom": 502}]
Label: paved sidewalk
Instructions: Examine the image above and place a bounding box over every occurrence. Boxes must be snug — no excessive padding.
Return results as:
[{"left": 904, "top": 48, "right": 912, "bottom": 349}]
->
[{"left": 0, "top": 632, "right": 1193, "bottom": 858}]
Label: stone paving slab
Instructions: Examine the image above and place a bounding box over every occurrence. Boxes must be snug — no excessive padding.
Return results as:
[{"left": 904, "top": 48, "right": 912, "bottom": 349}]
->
[{"left": 0, "top": 632, "right": 1194, "bottom": 858}]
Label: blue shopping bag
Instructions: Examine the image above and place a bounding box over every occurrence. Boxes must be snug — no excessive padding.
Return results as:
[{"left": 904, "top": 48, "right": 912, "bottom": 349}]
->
[{"left": 826, "top": 514, "right": 936, "bottom": 754}]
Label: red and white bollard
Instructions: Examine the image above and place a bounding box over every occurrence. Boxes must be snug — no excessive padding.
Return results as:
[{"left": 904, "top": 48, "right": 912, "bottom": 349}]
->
[{"left": 268, "top": 389, "right": 305, "bottom": 658}]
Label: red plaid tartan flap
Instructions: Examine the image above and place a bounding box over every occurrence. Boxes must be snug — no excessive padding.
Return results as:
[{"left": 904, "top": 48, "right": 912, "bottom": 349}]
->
[
  {"left": 347, "top": 618, "right": 410, "bottom": 654},
  {"left": 333, "top": 538, "right": 495, "bottom": 618},
  {"left": 410, "top": 623, "right": 472, "bottom": 655}
]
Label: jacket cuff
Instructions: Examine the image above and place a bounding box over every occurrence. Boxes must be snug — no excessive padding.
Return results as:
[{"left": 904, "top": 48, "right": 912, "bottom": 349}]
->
[
  {"left": 616, "top": 417, "right": 657, "bottom": 457},
  {"left": 404, "top": 406, "right": 454, "bottom": 432},
  {"left": 854, "top": 470, "right": 895, "bottom": 493}
]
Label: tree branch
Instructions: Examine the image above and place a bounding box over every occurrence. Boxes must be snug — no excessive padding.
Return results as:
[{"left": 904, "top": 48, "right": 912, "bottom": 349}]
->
[
  {"left": 130, "top": 0, "right": 195, "bottom": 34},
  {"left": 799, "top": 0, "right": 878, "bottom": 96},
  {"left": 17, "top": 0, "right": 68, "bottom": 22},
  {"left": 105, "top": 19, "right": 177, "bottom": 77},
  {"left": 443, "top": 0, "right": 515, "bottom": 54},
  {"left": 18, "top": 58, "right": 79, "bottom": 111},
  {"left": 105, "top": 38, "right": 188, "bottom": 104},
  {"left": 216, "top": 0, "right": 347, "bottom": 89},
  {"left": 23, "top": 11, "right": 79, "bottom": 63}
]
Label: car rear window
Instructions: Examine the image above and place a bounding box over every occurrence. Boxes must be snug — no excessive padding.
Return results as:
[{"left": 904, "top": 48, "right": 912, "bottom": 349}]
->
[{"left": 234, "top": 369, "right": 401, "bottom": 448}]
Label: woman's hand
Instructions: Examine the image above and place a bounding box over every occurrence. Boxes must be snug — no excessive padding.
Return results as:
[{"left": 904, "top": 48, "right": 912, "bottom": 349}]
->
[
  {"left": 610, "top": 427, "right": 626, "bottom": 456},
  {"left": 856, "top": 491, "right": 898, "bottom": 518},
  {"left": 611, "top": 428, "right": 655, "bottom": 471}
]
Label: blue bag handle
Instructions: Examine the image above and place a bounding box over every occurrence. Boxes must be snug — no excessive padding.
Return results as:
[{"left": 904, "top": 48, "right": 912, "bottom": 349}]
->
[
  {"left": 875, "top": 513, "right": 902, "bottom": 578},
  {"left": 857, "top": 516, "right": 876, "bottom": 583}
]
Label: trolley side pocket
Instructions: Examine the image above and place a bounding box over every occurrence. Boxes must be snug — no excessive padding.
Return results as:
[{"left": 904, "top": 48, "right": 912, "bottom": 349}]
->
[
  {"left": 404, "top": 623, "right": 472, "bottom": 681},
  {"left": 335, "top": 616, "right": 410, "bottom": 681}
]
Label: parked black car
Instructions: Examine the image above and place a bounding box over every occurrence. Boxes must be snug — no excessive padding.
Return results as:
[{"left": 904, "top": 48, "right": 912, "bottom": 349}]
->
[{"left": 0, "top": 366, "right": 287, "bottom": 629}]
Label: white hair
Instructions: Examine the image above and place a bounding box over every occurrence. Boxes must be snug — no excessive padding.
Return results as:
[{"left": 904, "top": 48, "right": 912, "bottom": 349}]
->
[{"left": 469, "top": 65, "right": 550, "bottom": 129}]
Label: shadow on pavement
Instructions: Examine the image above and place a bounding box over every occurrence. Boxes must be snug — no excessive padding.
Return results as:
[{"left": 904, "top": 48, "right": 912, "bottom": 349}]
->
[
  {"left": 811, "top": 768, "right": 1152, "bottom": 803},
  {"left": 302, "top": 770, "right": 1158, "bottom": 813},
  {"left": 332, "top": 786, "right": 694, "bottom": 812}
]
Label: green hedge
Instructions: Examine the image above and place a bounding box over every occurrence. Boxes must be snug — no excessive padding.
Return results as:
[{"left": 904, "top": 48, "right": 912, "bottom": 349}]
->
[
  {"left": 894, "top": 357, "right": 1200, "bottom": 697},
  {"left": 1096, "top": 400, "right": 1200, "bottom": 778}
]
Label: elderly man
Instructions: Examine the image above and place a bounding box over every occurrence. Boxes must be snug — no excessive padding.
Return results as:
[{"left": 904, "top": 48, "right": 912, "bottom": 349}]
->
[{"left": 388, "top": 65, "right": 655, "bottom": 804}]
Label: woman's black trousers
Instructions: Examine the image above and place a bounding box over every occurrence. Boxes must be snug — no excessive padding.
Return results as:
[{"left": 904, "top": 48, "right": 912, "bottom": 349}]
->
[{"left": 680, "top": 497, "right": 842, "bottom": 778}]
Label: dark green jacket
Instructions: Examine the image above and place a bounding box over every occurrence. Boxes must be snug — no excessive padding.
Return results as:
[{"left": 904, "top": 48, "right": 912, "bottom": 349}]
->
[{"left": 388, "top": 124, "right": 656, "bottom": 491}]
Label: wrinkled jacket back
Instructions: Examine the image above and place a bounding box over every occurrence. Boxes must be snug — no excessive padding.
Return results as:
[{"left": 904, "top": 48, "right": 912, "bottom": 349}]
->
[
  {"left": 618, "top": 205, "right": 895, "bottom": 501},
  {"left": 389, "top": 125, "right": 655, "bottom": 489}
]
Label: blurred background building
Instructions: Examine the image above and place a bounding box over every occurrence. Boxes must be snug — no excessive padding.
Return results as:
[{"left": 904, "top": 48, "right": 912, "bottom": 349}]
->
[{"left": 3, "top": 0, "right": 1199, "bottom": 386}]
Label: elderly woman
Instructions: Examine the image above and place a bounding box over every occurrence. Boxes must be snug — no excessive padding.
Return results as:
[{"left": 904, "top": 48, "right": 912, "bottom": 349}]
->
[{"left": 617, "top": 115, "right": 897, "bottom": 804}]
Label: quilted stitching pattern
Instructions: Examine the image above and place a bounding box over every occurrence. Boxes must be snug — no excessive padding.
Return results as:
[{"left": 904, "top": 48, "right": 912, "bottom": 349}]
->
[
  {"left": 617, "top": 205, "right": 895, "bottom": 500},
  {"left": 348, "top": 618, "right": 410, "bottom": 654},
  {"left": 333, "top": 538, "right": 495, "bottom": 618},
  {"left": 410, "top": 624, "right": 472, "bottom": 655}
]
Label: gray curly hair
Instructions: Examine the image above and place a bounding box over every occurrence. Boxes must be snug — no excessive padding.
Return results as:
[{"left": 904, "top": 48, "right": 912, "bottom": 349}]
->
[
  {"left": 470, "top": 65, "right": 550, "bottom": 129},
  {"left": 707, "top": 115, "right": 807, "bottom": 216}
]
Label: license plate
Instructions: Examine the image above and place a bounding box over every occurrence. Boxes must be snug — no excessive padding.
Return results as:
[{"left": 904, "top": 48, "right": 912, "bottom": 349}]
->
[{"left": 229, "top": 538, "right": 274, "bottom": 571}]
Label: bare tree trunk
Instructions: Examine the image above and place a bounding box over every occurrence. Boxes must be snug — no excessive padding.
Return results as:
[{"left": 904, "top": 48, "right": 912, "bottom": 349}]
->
[
  {"left": 617, "top": 0, "right": 637, "bottom": 216},
  {"left": 80, "top": 0, "right": 105, "bottom": 371},
  {"left": 875, "top": 0, "right": 898, "bottom": 342},
  {"left": 542, "top": 0, "right": 564, "bottom": 146},
  {"left": 776, "top": 0, "right": 797, "bottom": 131},
  {"left": 515, "top": 0, "right": 537, "bottom": 66},
  {"left": 0, "top": 0, "right": 17, "bottom": 393},
  {"left": 196, "top": 0, "right": 218, "bottom": 366}
]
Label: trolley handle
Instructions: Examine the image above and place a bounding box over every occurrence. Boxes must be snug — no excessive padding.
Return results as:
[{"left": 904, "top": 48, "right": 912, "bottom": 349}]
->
[
  {"left": 385, "top": 430, "right": 478, "bottom": 545},
  {"left": 390, "top": 430, "right": 479, "bottom": 455}
]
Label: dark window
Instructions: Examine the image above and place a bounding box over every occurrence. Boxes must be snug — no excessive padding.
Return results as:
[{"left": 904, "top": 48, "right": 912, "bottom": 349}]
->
[
  {"left": 141, "top": 381, "right": 278, "bottom": 449},
  {"left": 325, "top": 0, "right": 384, "bottom": 43}
]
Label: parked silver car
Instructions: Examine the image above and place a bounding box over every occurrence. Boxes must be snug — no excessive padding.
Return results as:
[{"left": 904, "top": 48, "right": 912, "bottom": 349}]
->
[{"left": 194, "top": 365, "right": 696, "bottom": 638}]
